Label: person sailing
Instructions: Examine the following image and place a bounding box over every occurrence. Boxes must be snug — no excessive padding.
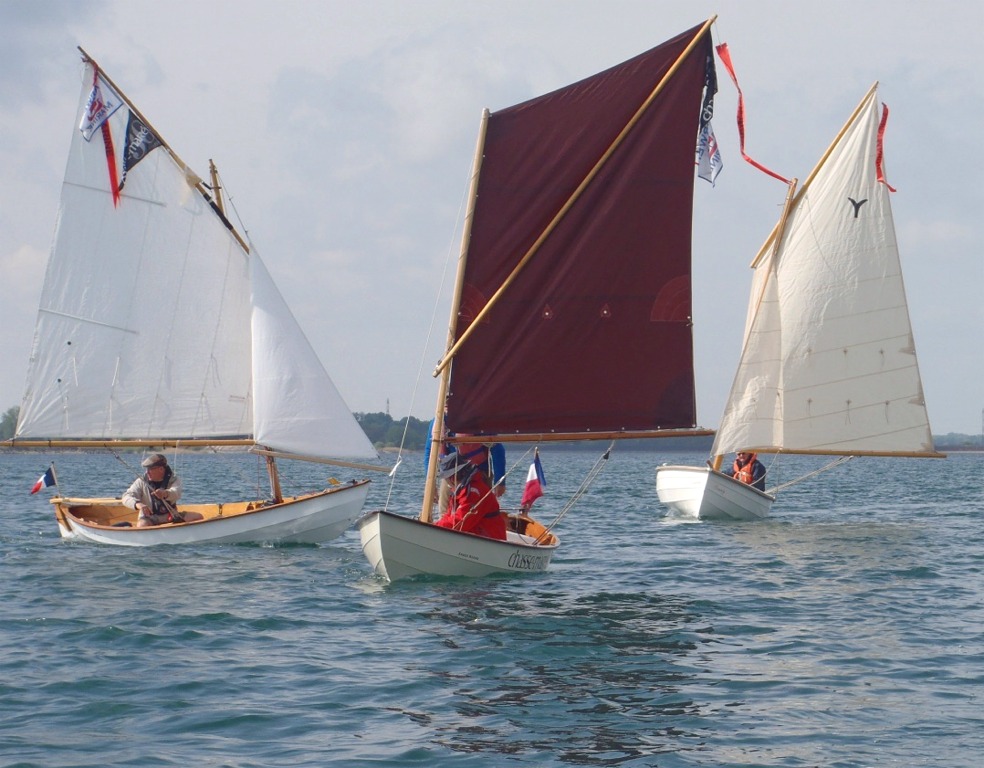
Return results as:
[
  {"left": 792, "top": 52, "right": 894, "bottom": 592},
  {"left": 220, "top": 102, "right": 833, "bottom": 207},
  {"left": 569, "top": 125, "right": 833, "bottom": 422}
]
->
[
  {"left": 732, "top": 451, "right": 767, "bottom": 491},
  {"left": 424, "top": 418, "right": 506, "bottom": 496},
  {"left": 122, "top": 454, "right": 203, "bottom": 527},
  {"left": 434, "top": 451, "right": 507, "bottom": 540}
]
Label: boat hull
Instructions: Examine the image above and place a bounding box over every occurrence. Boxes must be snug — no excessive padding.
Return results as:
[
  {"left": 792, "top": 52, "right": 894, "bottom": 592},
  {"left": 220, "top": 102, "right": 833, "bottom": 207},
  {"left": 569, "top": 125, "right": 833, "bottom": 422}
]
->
[
  {"left": 52, "top": 480, "right": 371, "bottom": 546},
  {"left": 655, "top": 465, "right": 773, "bottom": 520},
  {"left": 357, "top": 509, "right": 559, "bottom": 581}
]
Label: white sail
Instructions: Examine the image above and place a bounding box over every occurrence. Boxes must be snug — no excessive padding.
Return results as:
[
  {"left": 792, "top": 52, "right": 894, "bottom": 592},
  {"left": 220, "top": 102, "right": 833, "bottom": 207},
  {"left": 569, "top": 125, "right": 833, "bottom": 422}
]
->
[
  {"left": 712, "top": 91, "right": 934, "bottom": 457},
  {"left": 17, "top": 62, "right": 253, "bottom": 440},
  {"left": 250, "top": 247, "right": 376, "bottom": 459},
  {"left": 16, "top": 59, "right": 374, "bottom": 461}
]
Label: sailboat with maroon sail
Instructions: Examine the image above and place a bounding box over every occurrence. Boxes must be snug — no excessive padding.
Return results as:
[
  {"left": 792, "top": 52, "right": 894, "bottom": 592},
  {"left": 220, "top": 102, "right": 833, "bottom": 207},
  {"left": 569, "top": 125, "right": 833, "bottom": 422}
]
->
[{"left": 357, "top": 18, "right": 719, "bottom": 581}]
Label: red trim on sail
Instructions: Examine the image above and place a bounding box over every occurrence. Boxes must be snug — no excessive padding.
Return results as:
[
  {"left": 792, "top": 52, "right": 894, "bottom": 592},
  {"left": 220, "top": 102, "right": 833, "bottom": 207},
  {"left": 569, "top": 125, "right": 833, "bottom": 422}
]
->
[
  {"left": 876, "top": 103, "right": 897, "bottom": 192},
  {"left": 715, "top": 43, "right": 790, "bottom": 184},
  {"left": 100, "top": 121, "right": 120, "bottom": 207}
]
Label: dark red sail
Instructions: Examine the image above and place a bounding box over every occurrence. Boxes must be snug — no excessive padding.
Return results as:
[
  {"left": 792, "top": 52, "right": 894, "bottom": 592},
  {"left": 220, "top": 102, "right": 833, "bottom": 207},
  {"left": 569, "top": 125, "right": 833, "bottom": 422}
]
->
[{"left": 445, "top": 23, "right": 713, "bottom": 436}]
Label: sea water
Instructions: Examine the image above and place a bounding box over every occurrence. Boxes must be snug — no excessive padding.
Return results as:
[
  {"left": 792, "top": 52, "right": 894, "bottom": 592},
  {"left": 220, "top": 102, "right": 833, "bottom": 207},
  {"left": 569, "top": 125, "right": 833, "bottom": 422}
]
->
[{"left": 1, "top": 448, "right": 981, "bottom": 767}]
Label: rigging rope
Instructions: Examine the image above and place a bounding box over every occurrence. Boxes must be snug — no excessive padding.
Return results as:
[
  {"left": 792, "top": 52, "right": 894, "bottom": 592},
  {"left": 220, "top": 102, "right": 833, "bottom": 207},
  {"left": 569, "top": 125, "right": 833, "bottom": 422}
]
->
[
  {"left": 381, "top": 163, "right": 472, "bottom": 511},
  {"left": 766, "top": 455, "right": 855, "bottom": 495},
  {"left": 539, "top": 442, "right": 615, "bottom": 536}
]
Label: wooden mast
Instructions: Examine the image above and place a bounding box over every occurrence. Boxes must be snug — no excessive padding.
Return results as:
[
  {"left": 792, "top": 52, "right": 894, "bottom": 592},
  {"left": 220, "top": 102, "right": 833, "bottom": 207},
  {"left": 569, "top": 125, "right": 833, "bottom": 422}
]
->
[{"left": 420, "top": 109, "right": 491, "bottom": 522}]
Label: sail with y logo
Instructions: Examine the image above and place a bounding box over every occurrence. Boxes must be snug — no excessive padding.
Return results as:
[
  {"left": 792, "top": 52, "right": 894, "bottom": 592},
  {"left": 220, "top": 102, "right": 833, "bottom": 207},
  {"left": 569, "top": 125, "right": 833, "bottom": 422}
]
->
[{"left": 656, "top": 83, "right": 944, "bottom": 520}]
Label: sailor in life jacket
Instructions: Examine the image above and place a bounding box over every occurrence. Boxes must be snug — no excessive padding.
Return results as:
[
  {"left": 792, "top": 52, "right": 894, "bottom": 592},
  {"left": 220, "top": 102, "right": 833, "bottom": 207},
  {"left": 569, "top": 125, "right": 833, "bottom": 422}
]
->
[
  {"left": 424, "top": 418, "right": 506, "bottom": 498},
  {"left": 732, "top": 451, "right": 767, "bottom": 491},
  {"left": 434, "top": 451, "right": 507, "bottom": 540},
  {"left": 455, "top": 440, "right": 506, "bottom": 498}
]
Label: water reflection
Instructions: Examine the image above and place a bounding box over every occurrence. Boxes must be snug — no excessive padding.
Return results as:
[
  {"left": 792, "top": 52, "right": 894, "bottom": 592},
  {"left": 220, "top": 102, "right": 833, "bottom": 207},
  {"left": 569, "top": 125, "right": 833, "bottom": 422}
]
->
[{"left": 413, "top": 583, "right": 712, "bottom": 763}]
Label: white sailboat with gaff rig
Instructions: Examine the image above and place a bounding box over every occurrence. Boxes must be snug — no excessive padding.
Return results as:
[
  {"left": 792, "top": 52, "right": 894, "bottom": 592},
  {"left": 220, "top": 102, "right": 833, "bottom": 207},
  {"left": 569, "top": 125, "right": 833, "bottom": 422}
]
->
[
  {"left": 358, "top": 18, "right": 720, "bottom": 580},
  {"left": 656, "top": 83, "right": 944, "bottom": 521},
  {"left": 6, "top": 49, "right": 384, "bottom": 545}
]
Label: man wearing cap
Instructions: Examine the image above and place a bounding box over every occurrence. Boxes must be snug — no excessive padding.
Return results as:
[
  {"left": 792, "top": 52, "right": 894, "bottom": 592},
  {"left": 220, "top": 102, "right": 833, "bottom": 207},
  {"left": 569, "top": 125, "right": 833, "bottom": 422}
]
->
[
  {"left": 434, "top": 451, "right": 507, "bottom": 540},
  {"left": 122, "top": 454, "right": 202, "bottom": 526}
]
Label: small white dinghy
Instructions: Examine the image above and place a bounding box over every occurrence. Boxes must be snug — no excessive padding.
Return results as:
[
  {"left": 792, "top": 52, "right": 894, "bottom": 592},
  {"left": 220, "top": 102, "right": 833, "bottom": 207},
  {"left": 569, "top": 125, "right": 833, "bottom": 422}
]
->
[{"left": 657, "top": 83, "right": 943, "bottom": 520}]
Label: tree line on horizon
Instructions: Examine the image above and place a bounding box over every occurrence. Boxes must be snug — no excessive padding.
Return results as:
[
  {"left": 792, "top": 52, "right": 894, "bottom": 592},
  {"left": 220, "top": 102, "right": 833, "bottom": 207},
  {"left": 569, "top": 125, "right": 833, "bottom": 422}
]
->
[{"left": 2, "top": 407, "right": 981, "bottom": 450}]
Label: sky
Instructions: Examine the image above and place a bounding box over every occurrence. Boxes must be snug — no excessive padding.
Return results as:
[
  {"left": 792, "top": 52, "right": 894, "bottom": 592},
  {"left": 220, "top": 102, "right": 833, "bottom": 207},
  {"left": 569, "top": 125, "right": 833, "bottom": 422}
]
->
[{"left": 0, "top": 0, "right": 981, "bottom": 436}]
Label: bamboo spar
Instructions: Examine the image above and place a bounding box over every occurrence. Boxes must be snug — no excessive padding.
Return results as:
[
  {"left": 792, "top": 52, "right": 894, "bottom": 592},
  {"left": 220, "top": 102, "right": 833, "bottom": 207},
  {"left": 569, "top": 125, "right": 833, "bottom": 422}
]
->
[
  {"left": 751, "top": 82, "right": 879, "bottom": 268},
  {"left": 420, "top": 109, "right": 492, "bottom": 522},
  {"left": 432, "top": 15, "right": 717, "bottom": 377}
]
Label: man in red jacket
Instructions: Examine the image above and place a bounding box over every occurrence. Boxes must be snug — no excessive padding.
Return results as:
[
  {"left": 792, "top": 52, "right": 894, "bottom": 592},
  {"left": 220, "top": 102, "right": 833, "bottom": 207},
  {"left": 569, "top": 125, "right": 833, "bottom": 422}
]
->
[{"left": 434, "top": 451, "right": 507, "bottom": 540}]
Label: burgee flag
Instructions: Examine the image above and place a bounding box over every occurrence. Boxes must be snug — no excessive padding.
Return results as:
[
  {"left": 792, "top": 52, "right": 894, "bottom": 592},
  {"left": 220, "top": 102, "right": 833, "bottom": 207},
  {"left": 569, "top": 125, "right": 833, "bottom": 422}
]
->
[
  {"left": 79, "top": 67, "right": 124, "bottom": 206},
  {"left": 30, "top": 465, "right": 58, "bottom": 495},
  {"left": 520, "top": 453, "right": 546, "bottom": 510}
]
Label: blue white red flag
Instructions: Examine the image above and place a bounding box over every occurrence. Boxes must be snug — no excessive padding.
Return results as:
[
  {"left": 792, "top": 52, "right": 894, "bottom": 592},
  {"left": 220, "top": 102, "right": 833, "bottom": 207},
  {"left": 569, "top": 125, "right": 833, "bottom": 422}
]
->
[
  {"left": 520, "top": 453, "right": 546, "bottom": 510},
  {"left": 30, "top": 464, "right": 57, "bottom": 495}
]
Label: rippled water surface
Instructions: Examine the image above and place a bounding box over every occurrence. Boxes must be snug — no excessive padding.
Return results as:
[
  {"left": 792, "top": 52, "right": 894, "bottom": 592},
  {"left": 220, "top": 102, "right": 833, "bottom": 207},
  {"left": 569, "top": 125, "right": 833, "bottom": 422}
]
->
[{"left": 1, "top": 448, "right": 982, "bottom": 767}]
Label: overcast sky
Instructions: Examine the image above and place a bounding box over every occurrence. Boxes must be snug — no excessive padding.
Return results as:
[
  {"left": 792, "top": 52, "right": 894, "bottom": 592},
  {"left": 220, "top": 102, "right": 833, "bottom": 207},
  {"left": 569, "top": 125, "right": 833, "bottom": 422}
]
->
[{"left": 1, "top": 0, "right": 980, "bottom": 436}]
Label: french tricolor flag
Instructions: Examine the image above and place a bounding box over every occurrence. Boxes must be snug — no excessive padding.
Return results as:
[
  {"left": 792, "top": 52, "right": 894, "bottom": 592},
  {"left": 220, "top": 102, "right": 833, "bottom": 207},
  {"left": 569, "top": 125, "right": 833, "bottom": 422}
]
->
[
  {"left": 520, "top": 452, "right": 546, "bottom": 511},
  {"left": 30, "top": 465, "right": 57, "bottom": 495}
]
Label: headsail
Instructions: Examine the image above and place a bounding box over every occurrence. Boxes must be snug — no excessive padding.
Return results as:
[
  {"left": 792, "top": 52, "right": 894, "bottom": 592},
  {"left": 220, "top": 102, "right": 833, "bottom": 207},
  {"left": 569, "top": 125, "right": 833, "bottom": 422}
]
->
[
  {"left": 712, "top": 87, "right": 936, "bottom": 457},
  {"left": 250, "top": 246, "right": 376, "bottom": 459},
  {"left": 444, "top": 23, "right": 715, "bottom": 436}
]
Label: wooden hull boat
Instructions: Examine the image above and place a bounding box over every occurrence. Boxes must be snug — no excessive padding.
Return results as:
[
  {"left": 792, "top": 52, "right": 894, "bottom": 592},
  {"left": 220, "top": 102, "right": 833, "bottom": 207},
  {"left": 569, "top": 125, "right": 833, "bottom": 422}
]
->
[{"left": 52, "top": 480, "right": 370, "bottom": 546}]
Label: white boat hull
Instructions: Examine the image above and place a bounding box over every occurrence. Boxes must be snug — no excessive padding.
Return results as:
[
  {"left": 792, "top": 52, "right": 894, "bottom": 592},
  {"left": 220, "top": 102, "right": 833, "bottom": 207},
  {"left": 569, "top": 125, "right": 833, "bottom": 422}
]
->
[
  {"left": 53, "top": 480, "right": 371, "bottom": 546},
  {"left": 655, "top": 465, "right": 773, "bottom": 520},
  {"left": 357, "top": 510, "right": 559, "bottom": 581}
]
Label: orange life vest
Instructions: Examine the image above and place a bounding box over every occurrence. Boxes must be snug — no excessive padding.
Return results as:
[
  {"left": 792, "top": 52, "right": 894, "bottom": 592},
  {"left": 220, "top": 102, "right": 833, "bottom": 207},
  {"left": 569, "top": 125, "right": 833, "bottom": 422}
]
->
[{"left": 733, "top": 453, "right": 760, "bottom": 485}]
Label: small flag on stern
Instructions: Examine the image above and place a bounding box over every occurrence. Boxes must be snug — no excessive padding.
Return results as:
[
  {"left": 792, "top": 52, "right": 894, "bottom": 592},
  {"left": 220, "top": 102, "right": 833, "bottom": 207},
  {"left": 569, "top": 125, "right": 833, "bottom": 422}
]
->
[
  {"left": 30, "top": 464, "right": 57, "bottom": 495},
  {"left": 520, "top": 452, "right": 546, "bottom": 511}
]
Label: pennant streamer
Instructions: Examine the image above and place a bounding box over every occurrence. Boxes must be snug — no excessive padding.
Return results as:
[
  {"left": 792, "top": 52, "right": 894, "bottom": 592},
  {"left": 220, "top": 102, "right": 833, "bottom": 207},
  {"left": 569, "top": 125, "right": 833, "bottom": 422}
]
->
[
  {"left": 696, "top": 50, "right": 723, "bottom": 185},
  {"left": 715, "top": 43, "right": 790, "bottom": 184},
  {"left": 119, "top": 110, "right": 162, "bottom": 193},
  {"left": 80, "top": 67, "right": 123, "bottom": 206},
  {"left": 876, "top": 103, "right": 897, "bottom": 192}
]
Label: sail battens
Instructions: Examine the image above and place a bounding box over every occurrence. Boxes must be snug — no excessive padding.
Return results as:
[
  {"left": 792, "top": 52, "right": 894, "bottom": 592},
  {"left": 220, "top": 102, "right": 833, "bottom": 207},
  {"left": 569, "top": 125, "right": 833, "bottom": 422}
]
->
[
  {"left": 37, "top": 308, "right": 139, "bottom": 334},
  {"left": 62, "top": 179, "right": 167, "bottom": 207}
]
